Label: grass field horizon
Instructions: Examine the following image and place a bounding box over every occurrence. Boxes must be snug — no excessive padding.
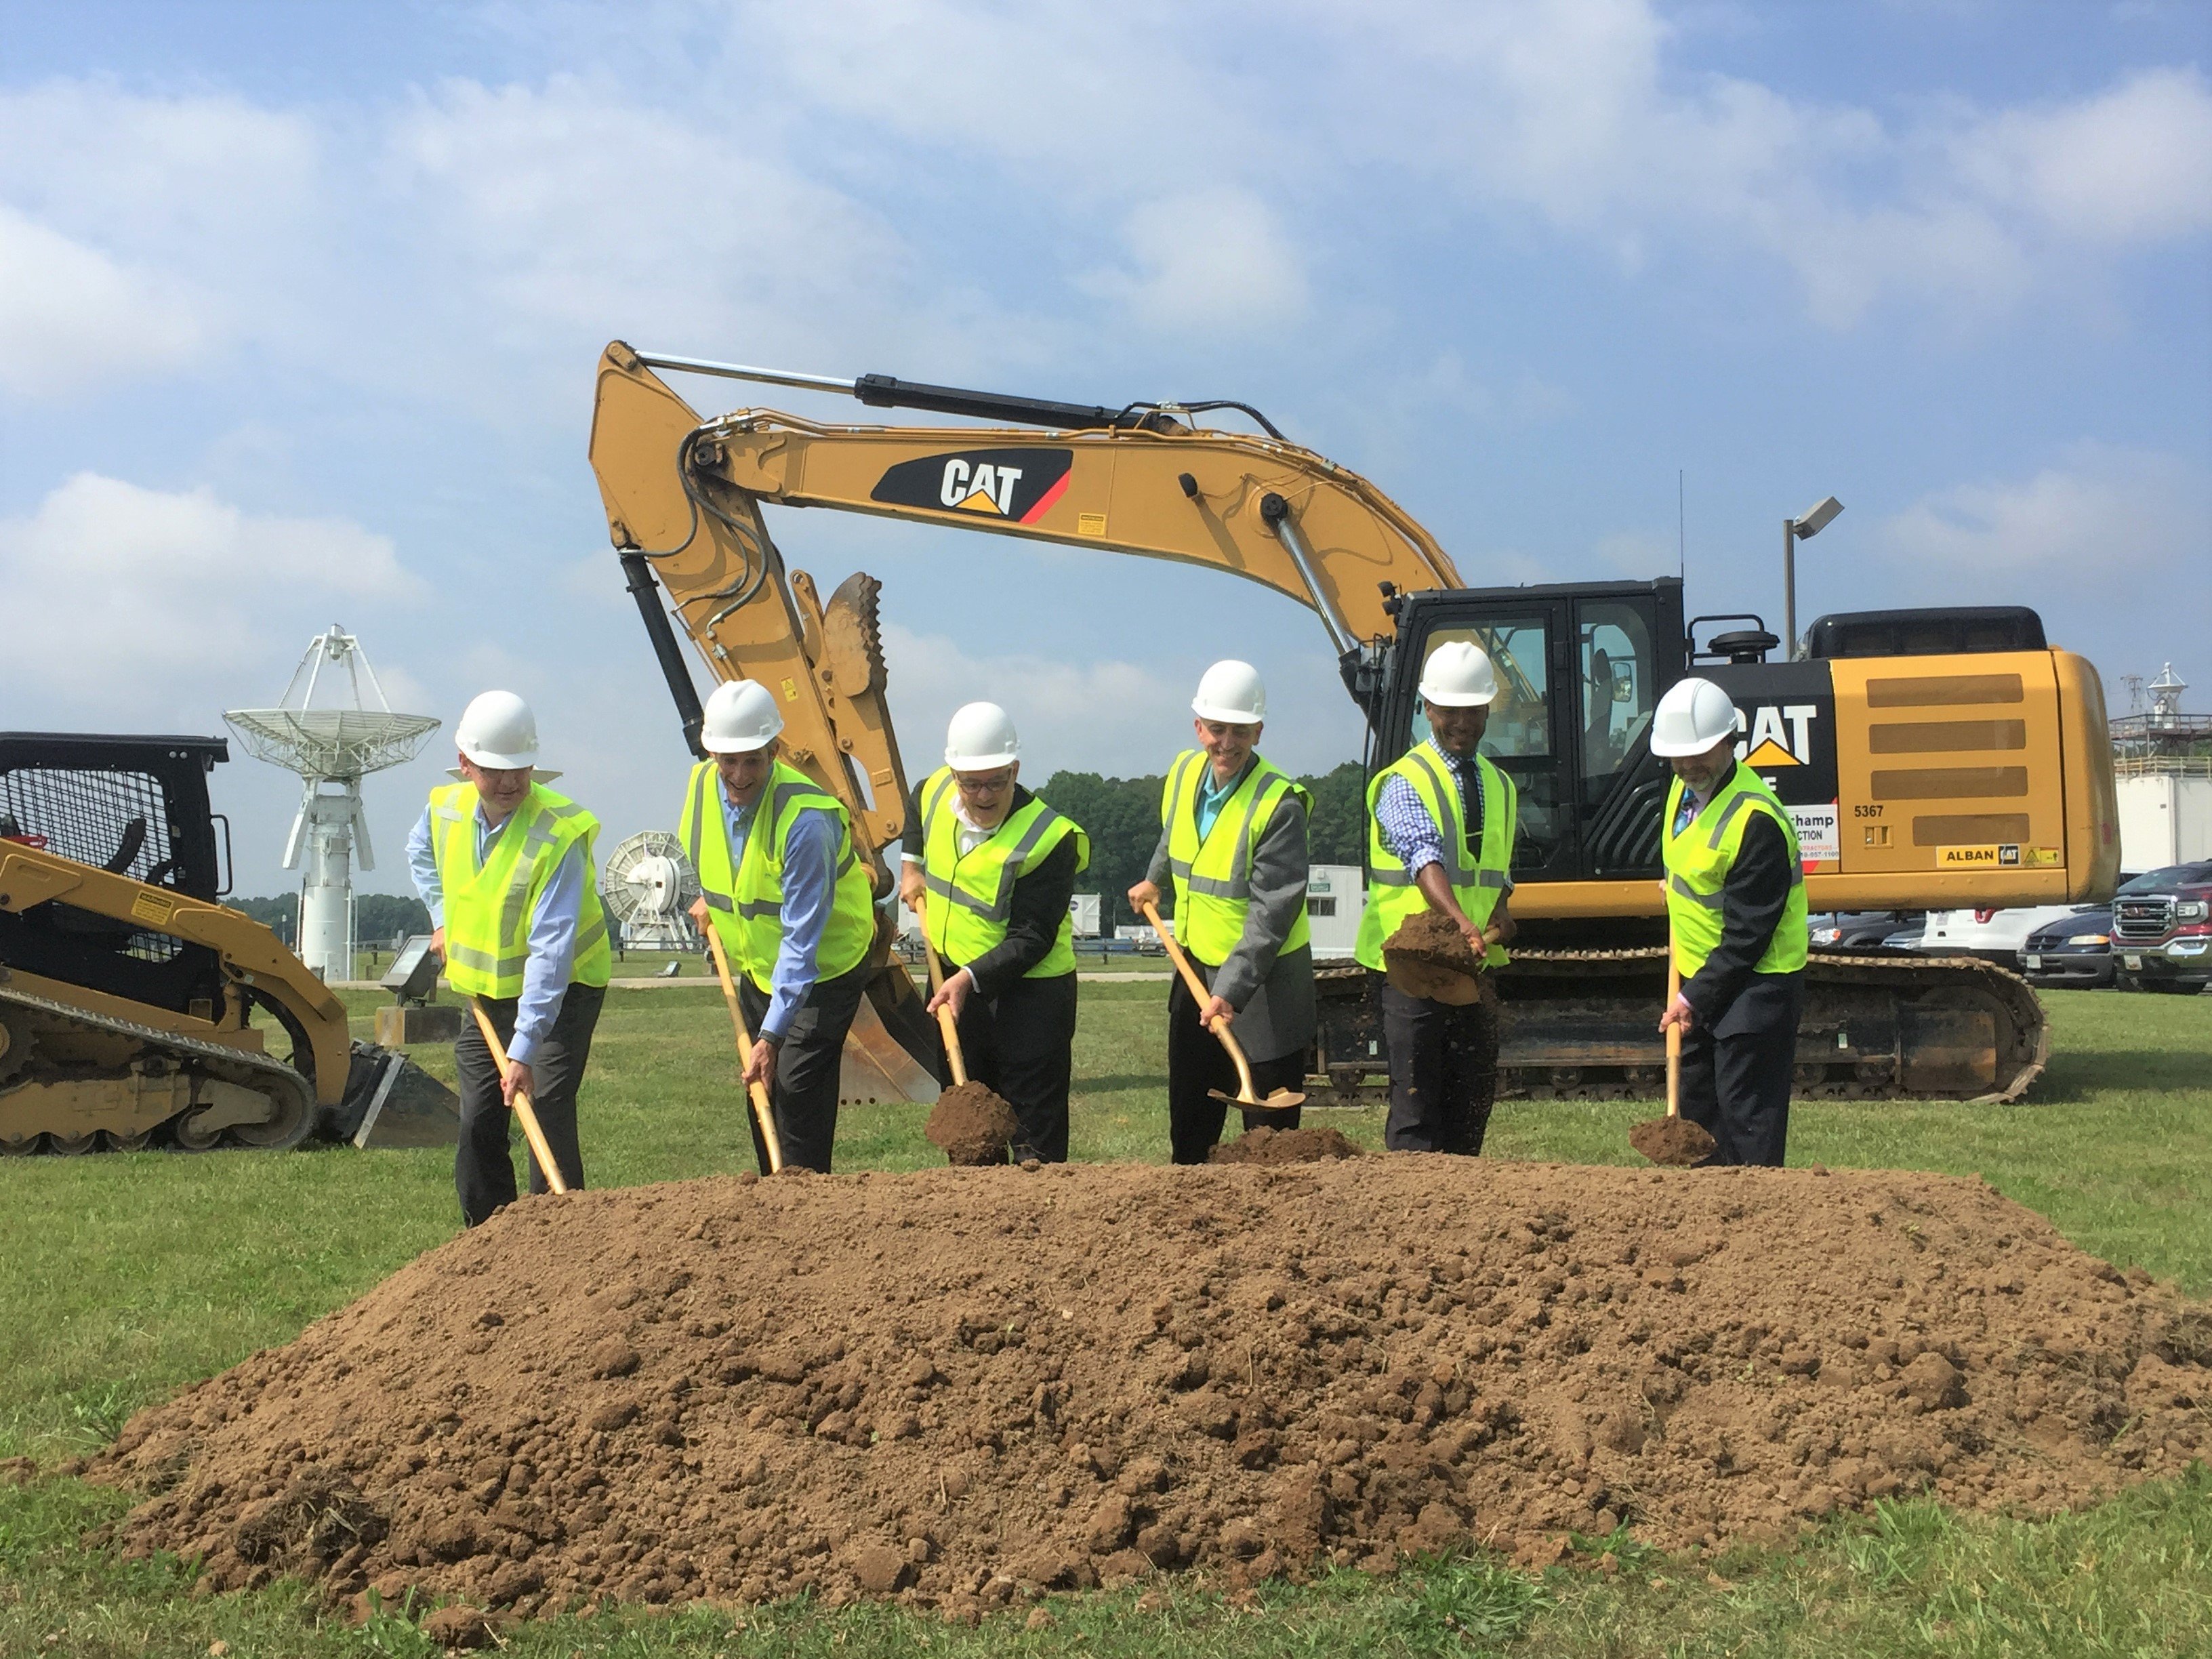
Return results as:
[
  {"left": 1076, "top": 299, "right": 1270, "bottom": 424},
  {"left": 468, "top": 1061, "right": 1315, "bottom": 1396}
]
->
[{"left": 3, "top": 985, "right": 2208, "bottom": 1656}]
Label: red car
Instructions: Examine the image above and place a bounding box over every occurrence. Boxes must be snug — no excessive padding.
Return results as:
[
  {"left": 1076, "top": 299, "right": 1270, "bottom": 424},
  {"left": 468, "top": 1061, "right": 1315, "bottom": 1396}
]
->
[{"left": 2110, "top": 861, "right": 2212, "bottom": 995}]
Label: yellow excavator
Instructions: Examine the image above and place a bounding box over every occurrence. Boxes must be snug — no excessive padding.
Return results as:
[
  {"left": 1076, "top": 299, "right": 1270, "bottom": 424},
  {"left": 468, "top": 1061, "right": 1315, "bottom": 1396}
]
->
[
  {"left": 0, "top": 731, "right": 455, "bottom": 1153},
  {"left": 586, "top": 342, "right": 2118, "bottom": 1104}
]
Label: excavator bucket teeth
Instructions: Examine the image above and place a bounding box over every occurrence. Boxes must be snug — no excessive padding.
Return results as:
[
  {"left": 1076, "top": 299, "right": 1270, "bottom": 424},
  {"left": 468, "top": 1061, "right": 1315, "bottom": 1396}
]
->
[
  {"left": 821, "top": 572, "right": 888, "bottom": 698},
  {"left": 329, "top": 1044, "right": 462, "bottom": 1149}
]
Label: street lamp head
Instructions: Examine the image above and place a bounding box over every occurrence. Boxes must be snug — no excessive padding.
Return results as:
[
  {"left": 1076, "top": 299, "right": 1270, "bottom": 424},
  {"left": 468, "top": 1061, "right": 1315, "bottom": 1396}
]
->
[{"left": 1793, "top": 495, "right": 1844, "bottom": 539}]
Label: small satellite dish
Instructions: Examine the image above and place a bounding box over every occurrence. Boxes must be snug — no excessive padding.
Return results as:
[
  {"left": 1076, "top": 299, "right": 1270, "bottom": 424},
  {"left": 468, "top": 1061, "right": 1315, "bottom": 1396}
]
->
[{"left": 599, "top": 830, "right": 702, "bottom": 952}]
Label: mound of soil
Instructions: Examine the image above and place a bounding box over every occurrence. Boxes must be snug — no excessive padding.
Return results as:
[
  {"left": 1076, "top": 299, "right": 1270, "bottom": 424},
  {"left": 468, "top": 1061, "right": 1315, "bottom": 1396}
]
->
[
  {"left": 1629, "top": 1115, "right": 1718, "bottom": 1168},
  {"left": 925, "top": 1084, "right": 1019, "bottom": 1166},
  {"left": 1382, "top": 911, "right": 1481, "bottom": 972},
  {"left": 1210, "top": 1127, "right": 1361, "bottom": 1166},
  {"left": 92, "top": 1162, "right": 2210, "bottom": 1622}
]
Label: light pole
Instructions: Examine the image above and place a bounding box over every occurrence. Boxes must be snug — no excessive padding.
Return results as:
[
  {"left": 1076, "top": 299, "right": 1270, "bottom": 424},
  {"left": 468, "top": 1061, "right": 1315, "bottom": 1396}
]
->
[{"left": 1783, "top": 494, "right": 1843, "bottom": 656}]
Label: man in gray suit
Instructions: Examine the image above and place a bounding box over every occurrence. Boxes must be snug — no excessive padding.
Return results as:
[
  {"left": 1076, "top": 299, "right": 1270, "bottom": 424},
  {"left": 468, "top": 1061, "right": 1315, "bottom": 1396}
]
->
[{"left": 1128, "top": 660, "right": 1315, "bottom": 1164}]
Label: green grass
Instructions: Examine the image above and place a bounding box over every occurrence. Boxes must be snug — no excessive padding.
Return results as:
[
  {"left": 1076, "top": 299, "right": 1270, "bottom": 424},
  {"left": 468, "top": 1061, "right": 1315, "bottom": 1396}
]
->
[{"left": 1, "top": 985, "right": 2208, "bottom": 1656}]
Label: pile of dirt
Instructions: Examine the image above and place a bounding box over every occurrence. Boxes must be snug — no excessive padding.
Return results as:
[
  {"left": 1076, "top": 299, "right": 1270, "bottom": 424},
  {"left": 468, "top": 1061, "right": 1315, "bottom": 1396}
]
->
[
  {"left": 1209, "top": 1127, "right": 1361, "bottom": 1166},
  {"left": 925, "top": 1084, "right": 1019, "bottom": 1166},
  {"left": 1629, "top": 1115, "right": 1718, "bottom": 1168},
  {"left": 1382, "top": 911, "right": 1481, "bottom": 972},
  {"left": 91, "top": 1162, "right": 2211, "bottom": 1623}
]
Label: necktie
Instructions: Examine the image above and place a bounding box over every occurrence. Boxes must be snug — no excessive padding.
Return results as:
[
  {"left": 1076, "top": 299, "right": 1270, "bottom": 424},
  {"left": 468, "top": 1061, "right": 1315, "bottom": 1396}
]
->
[{"left": 1457, "top": 757, "right": 1481, "bottom": 855}]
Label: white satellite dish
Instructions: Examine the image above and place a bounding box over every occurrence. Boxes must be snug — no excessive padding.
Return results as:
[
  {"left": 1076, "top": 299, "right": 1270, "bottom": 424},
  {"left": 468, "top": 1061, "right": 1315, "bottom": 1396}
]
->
[
  {"left": 226, "top": 626, "right": 438, "bottom": 983},
  {"left": 600, "top": 830, "right": 702, "bottom": 952}
]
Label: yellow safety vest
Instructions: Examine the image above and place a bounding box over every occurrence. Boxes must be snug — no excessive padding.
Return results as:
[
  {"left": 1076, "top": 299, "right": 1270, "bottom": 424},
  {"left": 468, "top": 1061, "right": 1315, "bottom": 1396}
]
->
[
  {"left": 678, "top": 759, "right": 877, "bottom": 994},
  {"left": 1160, "top": 750, "right": 1312, "bottom": 967},
  {"left": 1355, "top": 743, "right": 1516, "bottom": 972},
  {"left": 917, "top": 766, "right": 1089, "bottom": 979},
  {"left": 1662, "top": 766, "right": 1809, "bottom": 979},
  {"left": 428, "top": 782, "right": 613, "bottom": 998}
]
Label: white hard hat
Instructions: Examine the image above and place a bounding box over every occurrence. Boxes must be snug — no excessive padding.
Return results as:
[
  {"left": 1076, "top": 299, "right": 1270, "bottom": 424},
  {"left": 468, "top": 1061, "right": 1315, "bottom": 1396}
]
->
[
  {"left": 454, "top": 690, "right": 542, "bottom": 771},
  {"left": 945, "top": 701, "right": 1019, "bottom": 770},
  {"left": 701, "top": 679, "right": 784, "bottom": 754},
  {"left": 1191, "top": 659, "right": 1266, "bottom": 724},
  {"left": 1418, "top": 640, "right": 1499, "bottom": 708},
  {"left": 1650, "top": 677, "right": 1740, "bottom": 757}
]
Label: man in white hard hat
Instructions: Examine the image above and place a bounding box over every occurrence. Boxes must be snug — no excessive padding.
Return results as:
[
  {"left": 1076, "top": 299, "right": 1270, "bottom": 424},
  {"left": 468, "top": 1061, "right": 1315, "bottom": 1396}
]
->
[
  {"left": 680, "top": 679, "right": 881, "bottom": 1173},
  {"left": 1651, "top": 676, "right": 1807, "bottom": 1166},
  {"left": 407, "top": 690, "right": 613, "bottom": 1225},
  {"left": 1128, "top": 661, "right": 1314, "bottom": 1163},
  {"left": 897, "top": 702, "right": 1089, "bottom": 1162},
  {"left": 1353, "top": 639, "right": 1518, "bottom": 1154}
]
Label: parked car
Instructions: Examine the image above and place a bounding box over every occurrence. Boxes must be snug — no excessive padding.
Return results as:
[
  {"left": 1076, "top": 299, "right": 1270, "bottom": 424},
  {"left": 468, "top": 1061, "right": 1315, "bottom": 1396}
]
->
[
  {"left": 2020, "top": 905, "right": 2115, "bottom": 989},
  {"left": 1915, "top": 904, "right": 2083, "bottom": 967},
  {"left": 1808, "top": 910, "right": 1921, "bottom": 950},
  {"left": 2110, "top": 861, "right": 2212, "bottom": 994},
  {"left": 1881, "top": 922, "right": 1925, "bottom": 950}
]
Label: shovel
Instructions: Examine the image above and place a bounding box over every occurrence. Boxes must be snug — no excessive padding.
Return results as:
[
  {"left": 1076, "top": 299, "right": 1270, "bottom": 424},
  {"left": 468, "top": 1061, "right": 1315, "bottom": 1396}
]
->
[
  {"left": 1141, "top": 900, "right": 1304, "bottom": 1113},
  {"left": 1384, "top": 920, "right": 1503, "bottom": 1004},
  {"left": 1627, "top": 943, "right": 1717, "bottom": 1168},
  {"left": 915, "top": 901, "right": 972, "bottom": 1088},
  {"left": 468, "top": 1000, "right": 570, "bottom": 1195},
  {"left": 704, "top": 926, "right": 785, "bottom": 1174}
]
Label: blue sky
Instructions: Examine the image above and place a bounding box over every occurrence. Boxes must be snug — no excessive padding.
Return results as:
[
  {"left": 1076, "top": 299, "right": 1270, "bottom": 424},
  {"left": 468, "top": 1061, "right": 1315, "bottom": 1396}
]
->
[{"left": 3, "top": 0, "right": 2207, "bottom": 898}]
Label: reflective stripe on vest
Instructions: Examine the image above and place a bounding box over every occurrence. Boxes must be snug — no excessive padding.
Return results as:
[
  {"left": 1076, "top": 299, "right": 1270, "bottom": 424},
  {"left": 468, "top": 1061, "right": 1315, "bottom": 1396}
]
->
[
  {"left": 429, "top": 782, "right": 613, "bottom": 998},
  {"left": 676, "top": 758, "right": 876, "bottom": 993},
  {"left": 1661, "top": 766, "right": 1810, "bottom": 979},
  {"left": 918, "top": 766, "right": 1090, "bottom": 979},
  {"left": 1160, "top": 750, "right": 1311, "bottom": 967},
  {"left": 1353, "top": 744, "right": 1516, "bottom": 973}
]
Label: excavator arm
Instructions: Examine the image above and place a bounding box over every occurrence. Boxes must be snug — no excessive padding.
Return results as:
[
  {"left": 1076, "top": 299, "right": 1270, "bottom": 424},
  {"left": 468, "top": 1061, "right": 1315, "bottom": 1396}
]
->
[{"left": 588, "top": 340, "right": 1467, "bottom": 862}]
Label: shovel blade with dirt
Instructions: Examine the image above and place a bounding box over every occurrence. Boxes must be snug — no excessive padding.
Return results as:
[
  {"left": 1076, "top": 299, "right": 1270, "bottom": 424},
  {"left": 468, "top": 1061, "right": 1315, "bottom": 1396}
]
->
[{"left": 1629, "top": 956, "right": 1717, "bottom": 1168}]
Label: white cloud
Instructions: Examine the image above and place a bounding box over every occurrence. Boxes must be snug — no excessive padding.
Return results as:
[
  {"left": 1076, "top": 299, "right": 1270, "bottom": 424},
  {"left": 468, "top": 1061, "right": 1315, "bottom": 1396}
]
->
[
  {"left": 1082, "top": 189, "right": 1309, "bottom": 332},
  {"left": 0, "top": 474, "right": 423, "bottom": 720},
  {"left": 0, "top": 206, "right": 205, "bottom": 394},
  {"left": 1877, "top": 443, "right": 2208, "bottom": 575},
  {"left": 1954, "top": 66, "right": 2212, "bottom": 243}
]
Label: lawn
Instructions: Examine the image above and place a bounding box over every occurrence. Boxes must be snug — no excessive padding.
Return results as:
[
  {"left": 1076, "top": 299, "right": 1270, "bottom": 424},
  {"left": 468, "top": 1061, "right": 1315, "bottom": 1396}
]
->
[{"left": 2, "top": 984, "right": 2208, "bottom": 1656}]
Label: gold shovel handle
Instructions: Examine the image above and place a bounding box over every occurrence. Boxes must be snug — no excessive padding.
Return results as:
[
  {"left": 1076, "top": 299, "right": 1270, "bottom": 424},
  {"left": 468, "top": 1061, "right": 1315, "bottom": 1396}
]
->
[
  {"left": 705, "top": 928, "right": 785, "bottom": 1173},
  {"left": 469, "top": 1000, "right": 569, "bottom": 1196},
  {"left": 1142, "top": 899, "right": 1258, "bottom": 1094},
  {"left": 914, "top": 896, "right": 969, "bottom": 1088}
]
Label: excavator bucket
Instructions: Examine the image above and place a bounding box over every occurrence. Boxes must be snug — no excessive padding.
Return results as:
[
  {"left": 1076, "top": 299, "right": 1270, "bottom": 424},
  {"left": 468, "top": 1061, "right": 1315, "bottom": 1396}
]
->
[
  {"left": 327, "top": 1044, "right": 462, "bottom": 1148},
  {"left": 839, "top": 968, "right": 941, "bottom": 1107}
]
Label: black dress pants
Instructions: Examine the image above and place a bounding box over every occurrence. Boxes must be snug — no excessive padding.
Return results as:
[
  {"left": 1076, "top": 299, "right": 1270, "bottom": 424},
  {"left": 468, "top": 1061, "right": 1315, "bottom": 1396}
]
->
[
  {"left": 1677, "top": 970, "right": 1802, "bottom": 1167},
  {"left": 737, "top": 959, "right": 872, "bottom": 1174},
  {"left": 1166, "top": 972, "right": 1305, "bottom": 1165},
  {"left": 941, "top": 966, "right": 1078, "bottom": 1163},
  {"left": 1378, "top": 978, "right": 1498, "bottom": 1154},
  {"left": 454, "top": 983, "right": 604, "bottom": 1227}
]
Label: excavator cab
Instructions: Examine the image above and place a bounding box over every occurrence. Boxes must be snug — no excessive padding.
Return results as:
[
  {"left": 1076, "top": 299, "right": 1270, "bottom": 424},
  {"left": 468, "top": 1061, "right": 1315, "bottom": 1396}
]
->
[{"left": 1377, "top": 579, "right": 1687, "bottom": 942}]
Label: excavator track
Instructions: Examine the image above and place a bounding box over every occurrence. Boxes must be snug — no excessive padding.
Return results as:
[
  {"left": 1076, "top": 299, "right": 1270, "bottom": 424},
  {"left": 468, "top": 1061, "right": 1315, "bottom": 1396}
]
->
[
  {"left": 0, "top": 980, "right": 316, "bottom": 1154},
  {"left": 1311, "top": 948, "right": 2048, "bottom": 1107}
]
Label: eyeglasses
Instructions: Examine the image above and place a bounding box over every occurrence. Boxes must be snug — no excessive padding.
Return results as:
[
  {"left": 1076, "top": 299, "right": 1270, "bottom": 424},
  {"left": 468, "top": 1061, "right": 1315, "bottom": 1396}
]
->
[{"left": 955, "top": 770, "right": 1015, "bottom": 794}]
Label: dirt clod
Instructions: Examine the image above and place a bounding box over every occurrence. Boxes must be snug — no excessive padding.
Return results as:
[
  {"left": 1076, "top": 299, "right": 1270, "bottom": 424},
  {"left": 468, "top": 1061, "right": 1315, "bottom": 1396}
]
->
[
  {"left": 925, "top": 1083, "right": 1021, "bottom": 1166},
  {"left": 1209, "top": 1126, "right": 1361, "bottom": 1166},
  {"left": 420, "top": 1604, "right": 495, "bottom": 1648},
  {"left": 1383, "top": 911, "right": 1481, "bottom": 972},
  {"left": 1628, "top": 1115, "right": 1719, "bottom": 1168},
  {"left": 91, "top": 1162, "right": 2210, "bottom": 1617}
]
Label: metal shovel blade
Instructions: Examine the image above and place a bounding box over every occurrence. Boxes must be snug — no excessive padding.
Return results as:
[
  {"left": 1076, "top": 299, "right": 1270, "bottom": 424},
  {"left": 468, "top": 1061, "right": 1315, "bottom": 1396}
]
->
[{"left": 1207, "top": 1086, "right": 1307, "bottom": 1112}]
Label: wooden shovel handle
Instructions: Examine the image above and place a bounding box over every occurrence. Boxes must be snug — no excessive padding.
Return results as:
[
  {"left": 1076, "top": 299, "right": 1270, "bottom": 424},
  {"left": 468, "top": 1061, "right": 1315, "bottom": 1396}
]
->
[
  {"left": 1141, "top": 900, "right": 1258, "bottom": 1090},
  {"left": 469, "top": 1000, "right": 569, "bottom": 1195},
  {"left": 705, "top": 928, "right": 785, "bottom": 1173},
  {"left": 1665, "top": 958, "right": 1683, "bottom": 1120},
  {"left": 914, "top": 897, "right": 969, "bottom": 1088}
]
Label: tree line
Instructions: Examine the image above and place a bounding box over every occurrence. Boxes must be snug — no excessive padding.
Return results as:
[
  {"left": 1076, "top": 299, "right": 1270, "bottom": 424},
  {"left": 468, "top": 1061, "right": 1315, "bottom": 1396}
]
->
[
  {"left": 1036, "top": 760, "right": 1365, "bottom": 929},
  {"left": 230, "top": 893, "right": 432, "bottom": 947}
]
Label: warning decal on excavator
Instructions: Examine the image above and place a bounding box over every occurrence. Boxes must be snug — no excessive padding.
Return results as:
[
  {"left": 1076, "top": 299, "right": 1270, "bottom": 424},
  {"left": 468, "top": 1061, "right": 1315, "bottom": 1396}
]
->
[
  {"left": 871, "top": 448, "right": 1073, "bottom": 525},
  {"left": 130, "top": 890, "right": 175, "bottom": 925}
]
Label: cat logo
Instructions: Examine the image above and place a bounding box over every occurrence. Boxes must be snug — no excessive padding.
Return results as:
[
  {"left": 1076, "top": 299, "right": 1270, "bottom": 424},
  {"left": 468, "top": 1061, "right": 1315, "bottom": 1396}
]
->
[
  {"left": 1736, "top": 703, "right": 1819, "bottom": 769},
  {"left": 869, "top": 447, "right": 1074, "bottom": 525}
]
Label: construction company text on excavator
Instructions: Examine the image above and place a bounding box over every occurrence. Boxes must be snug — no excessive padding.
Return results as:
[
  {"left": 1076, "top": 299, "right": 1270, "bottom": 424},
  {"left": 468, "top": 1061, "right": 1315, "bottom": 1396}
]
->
[{"left": 586, "top": 342, "right": 2119, "bottom": 1107}]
